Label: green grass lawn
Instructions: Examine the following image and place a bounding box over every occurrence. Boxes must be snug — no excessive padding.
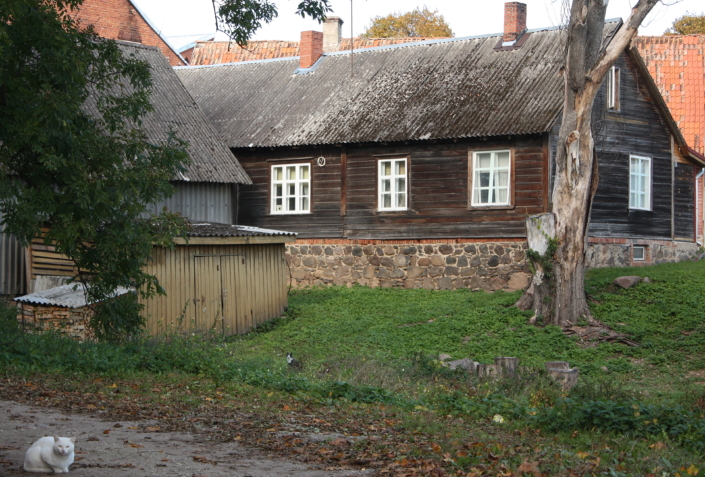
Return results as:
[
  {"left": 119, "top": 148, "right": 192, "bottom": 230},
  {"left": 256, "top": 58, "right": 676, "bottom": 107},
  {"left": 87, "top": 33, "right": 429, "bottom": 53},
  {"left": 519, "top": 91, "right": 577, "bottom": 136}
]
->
[{"left": 2, "top": 260, "right": 705, "bottom": 475}]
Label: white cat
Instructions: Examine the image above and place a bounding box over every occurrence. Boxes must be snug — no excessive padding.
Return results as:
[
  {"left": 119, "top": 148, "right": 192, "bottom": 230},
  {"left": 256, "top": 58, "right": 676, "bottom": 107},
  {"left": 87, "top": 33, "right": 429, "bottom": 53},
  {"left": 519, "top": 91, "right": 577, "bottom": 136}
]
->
[{"left": 24, "top": 436, "right": 75, "bottom": 473}]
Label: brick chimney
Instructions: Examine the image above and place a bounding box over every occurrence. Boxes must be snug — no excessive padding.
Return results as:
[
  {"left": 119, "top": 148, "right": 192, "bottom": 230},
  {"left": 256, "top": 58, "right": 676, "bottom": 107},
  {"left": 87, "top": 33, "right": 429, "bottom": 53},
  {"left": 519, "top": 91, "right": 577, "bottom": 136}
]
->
[
  {"left": 323, "top": 17, "right": 344, "bottom": 53},
  {"left": 300, "top": 31, "right": 323, "bottom": 69},
  {"left": 503, "top": 2, "right": 527, "bottom": 44}
]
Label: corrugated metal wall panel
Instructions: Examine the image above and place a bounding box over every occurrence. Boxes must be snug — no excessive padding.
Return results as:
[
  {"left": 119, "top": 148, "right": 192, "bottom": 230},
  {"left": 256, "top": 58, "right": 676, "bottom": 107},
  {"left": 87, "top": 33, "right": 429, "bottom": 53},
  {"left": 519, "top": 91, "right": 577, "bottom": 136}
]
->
[
  {"left": 0, "top": 211, "right": 26, "bottom": 296},
  {"left": 144, "top": 182, "right": 234, "bottom": 224},
  {"left": 140, "top": 243, "right": 288, "bottom": 337}
]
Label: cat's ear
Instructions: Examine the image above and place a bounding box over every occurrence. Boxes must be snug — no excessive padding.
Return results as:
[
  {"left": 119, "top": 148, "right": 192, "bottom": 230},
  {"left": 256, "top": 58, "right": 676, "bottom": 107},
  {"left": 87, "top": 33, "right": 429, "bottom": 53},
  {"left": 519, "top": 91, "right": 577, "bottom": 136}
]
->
[
  {"left": 70, "top": 436, "right": 76, "bottom": 444},
  {"left": 53, "top": 436, "right": 60, "bottom": 442}
]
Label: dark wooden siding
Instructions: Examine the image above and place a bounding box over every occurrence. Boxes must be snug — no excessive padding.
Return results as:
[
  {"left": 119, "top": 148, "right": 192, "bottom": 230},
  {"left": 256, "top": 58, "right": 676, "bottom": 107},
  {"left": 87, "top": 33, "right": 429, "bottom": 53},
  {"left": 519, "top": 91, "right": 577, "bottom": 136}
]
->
[
  {"left": 234, "top": 147, "right": 344, "bottom": 238},
  {"left": 674, "top": 162, "right": 695, "bottom": 240},
  {"left": 588, "top": 53, "right": 674, "bottom": 239},
  {"left": 234, "top": 136, "right": 548, "bottom": 240}
]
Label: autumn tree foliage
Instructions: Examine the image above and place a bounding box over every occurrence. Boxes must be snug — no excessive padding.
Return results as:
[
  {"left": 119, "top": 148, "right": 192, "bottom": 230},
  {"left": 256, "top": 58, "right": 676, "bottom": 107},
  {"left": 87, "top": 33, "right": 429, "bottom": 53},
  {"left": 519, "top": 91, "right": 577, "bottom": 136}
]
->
[
  {"left": 361, "top": 6, "right": 454, "bottom": 38},
  {"left": 665, "top": 12, "right": 705, "bottom": 35}
]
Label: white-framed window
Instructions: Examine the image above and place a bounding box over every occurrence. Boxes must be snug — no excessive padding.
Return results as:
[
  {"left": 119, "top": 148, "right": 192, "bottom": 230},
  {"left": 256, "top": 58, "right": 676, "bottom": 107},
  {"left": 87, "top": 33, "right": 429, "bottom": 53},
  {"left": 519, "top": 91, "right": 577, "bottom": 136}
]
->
[
  {"left": 471, "top": 150, "right": 511, "bottom": 206},
  {"left": 629, "top": 154, "right": 651, "bottom": 210},
  {"left": 607, "top": 66, "right": 620, "bottom": 111},
  {"left": 271, "top": 163, "right": 310, "bottom": 214},
  {"left": 378, "top": 158, "right": 407, "bottom": 211},
  {"left": 633, "top": 246, "right": 645, "bottom": 261}
]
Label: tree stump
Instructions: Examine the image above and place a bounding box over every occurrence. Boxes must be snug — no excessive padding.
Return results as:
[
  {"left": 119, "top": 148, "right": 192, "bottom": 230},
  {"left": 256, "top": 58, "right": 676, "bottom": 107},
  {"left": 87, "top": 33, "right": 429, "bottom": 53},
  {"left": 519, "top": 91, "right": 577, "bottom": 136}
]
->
[
  {"left": 494, "top": 357, "right": 519, "bottom": 377},
  {"left": 548, "top": 368, "right": 579, "bottom": 390},
  {"left": 477, "top": 363, "right": 501, "bottom": 378}
]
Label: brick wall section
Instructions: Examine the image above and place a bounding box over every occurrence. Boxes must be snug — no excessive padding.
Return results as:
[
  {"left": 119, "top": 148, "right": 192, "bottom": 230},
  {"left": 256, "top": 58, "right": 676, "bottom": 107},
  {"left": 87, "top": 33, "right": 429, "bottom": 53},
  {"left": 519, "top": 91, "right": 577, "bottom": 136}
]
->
[
  {"left": 299, "top": 31, "right": 323, "bottom": 69},
  {"left": 503, "top": 2, "right": 527, "bottom": 43},
  {"left": 72, "top": 0, "right": 186, "bottom": 66}
]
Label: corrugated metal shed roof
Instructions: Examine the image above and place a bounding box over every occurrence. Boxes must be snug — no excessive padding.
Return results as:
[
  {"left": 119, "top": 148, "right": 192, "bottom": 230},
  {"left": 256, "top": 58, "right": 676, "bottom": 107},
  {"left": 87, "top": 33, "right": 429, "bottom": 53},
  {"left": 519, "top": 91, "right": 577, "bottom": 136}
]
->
[
  {"left": 188, "top": 222, "right": 297, "bottom": 237},
  {"left": 87, "top": 42, "right": 251, "bottom": 184},
  {"left": 175, "top": 23, "right": 619, "bottom": 149},
  {"left": 14, "top": 284, "right": 130, "bottom": 308}
]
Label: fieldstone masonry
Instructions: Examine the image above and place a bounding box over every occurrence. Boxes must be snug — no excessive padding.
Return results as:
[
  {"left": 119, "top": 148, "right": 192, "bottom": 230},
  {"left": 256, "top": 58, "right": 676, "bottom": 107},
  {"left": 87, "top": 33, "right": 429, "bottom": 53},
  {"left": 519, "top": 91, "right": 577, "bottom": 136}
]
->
[
  {"left": 285, "top": 241, "right": 532, "bottom": 291},
  {"left": 286, "top": 238, "right": 698, "bottom": 291}
]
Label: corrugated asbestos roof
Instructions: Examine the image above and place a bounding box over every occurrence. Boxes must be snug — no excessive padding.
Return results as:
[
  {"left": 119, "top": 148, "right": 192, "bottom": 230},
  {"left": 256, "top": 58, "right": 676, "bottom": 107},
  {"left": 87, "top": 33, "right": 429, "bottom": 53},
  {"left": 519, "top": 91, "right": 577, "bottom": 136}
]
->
[
  {"left": 188, "top": 222, "right": 297, "bottom": 237},
  {"left": 190, "top": 37, "right": 448, "bottom": 66},
  {"left": 87, "top": 42, "right": 251, "bottom": 184},
  {"left": 15, "top": 284, "right": 130, "bottom": 308},
  {"left": 175, "top": 23, "right": 619, "bottom": 148}
]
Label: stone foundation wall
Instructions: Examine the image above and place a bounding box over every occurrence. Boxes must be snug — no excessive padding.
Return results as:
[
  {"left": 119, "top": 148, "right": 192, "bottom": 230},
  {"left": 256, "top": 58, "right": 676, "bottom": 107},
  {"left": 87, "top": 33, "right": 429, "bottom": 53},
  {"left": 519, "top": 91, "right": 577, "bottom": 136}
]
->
[
  {"left": 13, "top": 302, "right": 94, "bottom": 341},
  {"left": 285, "top": 241, "right": 532, "bottom": 291},
  {"left": 586, "top": 238, "right": 698, "bottom": 268}
]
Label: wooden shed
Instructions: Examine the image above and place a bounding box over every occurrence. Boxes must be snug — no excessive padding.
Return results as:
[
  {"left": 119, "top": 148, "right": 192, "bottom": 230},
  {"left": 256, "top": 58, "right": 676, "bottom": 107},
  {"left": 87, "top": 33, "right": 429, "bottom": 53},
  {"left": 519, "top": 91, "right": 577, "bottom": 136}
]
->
[{"left": 140, "top": 223, "right": 297, "bottom": 336}]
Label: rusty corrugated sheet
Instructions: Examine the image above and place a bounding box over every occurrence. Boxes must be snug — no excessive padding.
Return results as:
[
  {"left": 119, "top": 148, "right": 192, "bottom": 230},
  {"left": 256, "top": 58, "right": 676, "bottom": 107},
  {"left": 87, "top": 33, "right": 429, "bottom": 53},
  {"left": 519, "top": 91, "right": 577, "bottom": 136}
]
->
[
  {"left": 83, "top": 42, "right": 252, "bottom": 184},
  {"left": 176, "top": 24, "right": 618, "bottom": 149}
]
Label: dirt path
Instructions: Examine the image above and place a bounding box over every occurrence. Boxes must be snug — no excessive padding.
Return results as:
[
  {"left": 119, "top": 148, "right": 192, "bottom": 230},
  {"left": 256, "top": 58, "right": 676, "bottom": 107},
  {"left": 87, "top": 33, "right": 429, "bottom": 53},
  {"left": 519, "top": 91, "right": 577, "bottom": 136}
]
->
[{"left": 0, "top": 400, "right": 373, "bottom": 476}]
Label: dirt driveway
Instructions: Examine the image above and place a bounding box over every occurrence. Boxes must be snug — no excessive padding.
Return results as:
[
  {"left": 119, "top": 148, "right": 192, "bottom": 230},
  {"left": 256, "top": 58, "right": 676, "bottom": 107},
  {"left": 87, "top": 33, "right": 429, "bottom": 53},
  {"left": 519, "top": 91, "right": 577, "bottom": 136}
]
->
[{"left": 0, "top": 400, "right": 373, "bottom": 476}]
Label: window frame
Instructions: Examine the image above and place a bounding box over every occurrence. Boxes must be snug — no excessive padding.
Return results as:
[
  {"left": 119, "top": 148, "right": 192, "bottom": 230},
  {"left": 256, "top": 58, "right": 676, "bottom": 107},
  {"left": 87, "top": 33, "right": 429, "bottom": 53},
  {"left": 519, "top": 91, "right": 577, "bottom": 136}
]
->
[
  {"left": 377, "top": 157, "right": 409, "bottom": 212},
  {"left": 607, "top": 66, "right": 620, "bottom": 111},
  {"left": 629, "top": 154, "right": 652, "bottom": 211},
  {"left": 270, "top": 162, "right": 312, "bottom": 215},
  {"left": 633, "top": 245, "right": 646, "bottom": 262},
  {"left": 468, "top": 149, "right": 514, "bottom": 209}
]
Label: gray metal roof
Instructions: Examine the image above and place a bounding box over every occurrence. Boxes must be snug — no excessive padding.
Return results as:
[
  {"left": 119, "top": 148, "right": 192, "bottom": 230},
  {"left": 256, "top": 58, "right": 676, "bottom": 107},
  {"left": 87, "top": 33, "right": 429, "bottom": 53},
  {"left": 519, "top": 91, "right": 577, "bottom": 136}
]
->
[
  {"left": 101, "top": 42, "right": 251, "bottom": 184},
  {"left": 188, "top": 222, "right": 297, "bottom": 237},
  {"left": 175, "top": 22, "right": 620, "bottom": 148},
  {"left": 14, "top": 284, "right": 130, "bottom": 308}
]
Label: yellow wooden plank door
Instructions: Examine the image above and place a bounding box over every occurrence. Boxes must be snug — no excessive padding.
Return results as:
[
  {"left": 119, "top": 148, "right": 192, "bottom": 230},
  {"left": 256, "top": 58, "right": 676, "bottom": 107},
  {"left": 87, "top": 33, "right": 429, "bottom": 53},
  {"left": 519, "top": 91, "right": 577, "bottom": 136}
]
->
[
  {"left": 193, "top": 256, "right": 223, "bottom": 333},
  {"left": 221, "top": 254, "right": 247, "bottom": 334}
]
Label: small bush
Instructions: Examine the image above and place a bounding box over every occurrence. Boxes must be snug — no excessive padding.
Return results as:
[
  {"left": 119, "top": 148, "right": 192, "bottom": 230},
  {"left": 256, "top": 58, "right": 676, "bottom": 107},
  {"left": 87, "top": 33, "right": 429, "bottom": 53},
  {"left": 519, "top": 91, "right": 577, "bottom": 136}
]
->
[{"left": 90, "top": 292, "right": 145, "bottom": 343}]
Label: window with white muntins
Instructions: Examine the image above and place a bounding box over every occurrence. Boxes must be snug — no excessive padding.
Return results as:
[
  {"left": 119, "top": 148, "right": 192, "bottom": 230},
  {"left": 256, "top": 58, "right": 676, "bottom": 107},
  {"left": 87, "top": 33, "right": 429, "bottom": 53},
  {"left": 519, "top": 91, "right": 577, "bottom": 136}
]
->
[
  {"left": 607, "top": 66, "right": 620, "bottom": 111},
  {"left": 271, "top": 163, "right": 310, "bottom": 214},
  {"left": 629, "top": 154, "right": 651, "bottom": 210},
  {"left": 471, "top": 150, "right": 511, "bottom": 206},
  {"left": 378, "top": 158, "right": 407, "bottom": 211}
]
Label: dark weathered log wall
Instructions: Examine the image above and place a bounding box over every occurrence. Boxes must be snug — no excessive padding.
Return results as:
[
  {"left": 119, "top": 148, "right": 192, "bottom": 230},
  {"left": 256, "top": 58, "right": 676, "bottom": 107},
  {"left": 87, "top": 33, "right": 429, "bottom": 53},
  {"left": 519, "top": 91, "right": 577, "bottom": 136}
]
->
[
  {"left": 588, "top": 53, "right": 674, "bottom": 239},
  {"left": 674, "top": 162, "right": 695, "bottom": 240},
  {"left": 233, "top": 135, "right": 548, "bottom": 239}
]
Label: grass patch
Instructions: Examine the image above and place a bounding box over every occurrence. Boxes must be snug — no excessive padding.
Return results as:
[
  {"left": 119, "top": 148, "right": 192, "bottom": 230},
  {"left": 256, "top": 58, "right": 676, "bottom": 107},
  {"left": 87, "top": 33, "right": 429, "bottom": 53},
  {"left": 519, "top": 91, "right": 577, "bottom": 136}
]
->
[{"left": 2, "top": 260, "right": 705, "bottom": 474}]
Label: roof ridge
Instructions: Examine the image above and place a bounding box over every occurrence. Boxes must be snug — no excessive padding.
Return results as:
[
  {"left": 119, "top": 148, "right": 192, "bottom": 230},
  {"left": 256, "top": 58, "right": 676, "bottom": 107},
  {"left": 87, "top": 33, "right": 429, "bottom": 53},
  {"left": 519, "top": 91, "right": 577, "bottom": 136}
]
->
[{"left": 114, "top": 39, "right": 160, "bottom": 52}]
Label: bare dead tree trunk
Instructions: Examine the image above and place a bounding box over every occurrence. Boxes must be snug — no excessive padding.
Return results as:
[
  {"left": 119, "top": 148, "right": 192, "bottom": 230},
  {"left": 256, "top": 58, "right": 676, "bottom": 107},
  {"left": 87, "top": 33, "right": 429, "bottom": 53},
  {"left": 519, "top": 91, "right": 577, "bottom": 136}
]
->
[{"left": 518, "top": 0, "right": 661, "bottom": 327}]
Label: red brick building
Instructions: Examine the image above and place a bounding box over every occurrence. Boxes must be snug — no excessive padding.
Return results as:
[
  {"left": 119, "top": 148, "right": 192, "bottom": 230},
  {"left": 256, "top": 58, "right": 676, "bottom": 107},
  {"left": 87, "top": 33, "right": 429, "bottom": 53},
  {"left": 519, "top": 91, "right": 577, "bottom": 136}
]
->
[
  {"left": 71, "top": 0, "right": 186, "bottom": 66},
  {"left": 637, "top": 35, "right": 705, "bottom": 243}
]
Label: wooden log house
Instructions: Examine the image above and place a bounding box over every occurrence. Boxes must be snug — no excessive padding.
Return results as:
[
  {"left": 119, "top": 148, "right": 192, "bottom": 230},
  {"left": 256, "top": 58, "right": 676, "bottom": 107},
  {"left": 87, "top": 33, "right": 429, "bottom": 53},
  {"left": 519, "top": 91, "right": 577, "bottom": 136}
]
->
[{"left": 176, "top": 3, "right": 705, "bottom": 292}]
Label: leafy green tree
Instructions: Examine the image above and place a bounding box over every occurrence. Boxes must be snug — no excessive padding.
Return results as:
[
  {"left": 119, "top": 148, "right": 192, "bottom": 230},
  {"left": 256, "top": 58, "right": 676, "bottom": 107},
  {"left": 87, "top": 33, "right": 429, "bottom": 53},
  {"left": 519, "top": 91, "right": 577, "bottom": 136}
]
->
[
  {"left": 212, "top": 0, "right": 332, "bottom": 45},
  {"left": 0, "top": 0, "right": 190, "bottom": 339},
  {"left": 0, "top": 0, "right": 330, "bottom": 341},
  {"left": 665, "top": 12, "right": 705, "bottom": 35},
  {"left": 361, "top": 6, "right": 454, "bottom": 38}
]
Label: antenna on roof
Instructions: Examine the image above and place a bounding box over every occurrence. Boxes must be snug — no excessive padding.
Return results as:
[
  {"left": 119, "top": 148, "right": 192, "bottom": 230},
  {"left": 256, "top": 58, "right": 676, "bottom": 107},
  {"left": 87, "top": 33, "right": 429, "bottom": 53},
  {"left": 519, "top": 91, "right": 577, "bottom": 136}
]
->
[{"left": 350, "top": 0, "right": 354, "bottom": 78}]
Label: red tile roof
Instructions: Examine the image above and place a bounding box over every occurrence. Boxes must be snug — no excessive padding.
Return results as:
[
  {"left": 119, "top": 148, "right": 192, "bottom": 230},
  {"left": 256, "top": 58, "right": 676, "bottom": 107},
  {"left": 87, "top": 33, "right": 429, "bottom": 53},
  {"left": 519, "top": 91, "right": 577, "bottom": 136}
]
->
[
  {"left": 636, "top": 35, "right": 705, "bottom": 154},
  {"left": 190, "top": 37, "right": 446, "bottom": 66}
]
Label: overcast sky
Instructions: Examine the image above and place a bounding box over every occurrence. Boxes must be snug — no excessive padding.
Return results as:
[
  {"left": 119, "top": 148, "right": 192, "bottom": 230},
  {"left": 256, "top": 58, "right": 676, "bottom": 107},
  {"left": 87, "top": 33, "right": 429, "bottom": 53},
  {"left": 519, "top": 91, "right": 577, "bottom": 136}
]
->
[{"left": 132, "top": 0, "right": 703, "bottom": 47}]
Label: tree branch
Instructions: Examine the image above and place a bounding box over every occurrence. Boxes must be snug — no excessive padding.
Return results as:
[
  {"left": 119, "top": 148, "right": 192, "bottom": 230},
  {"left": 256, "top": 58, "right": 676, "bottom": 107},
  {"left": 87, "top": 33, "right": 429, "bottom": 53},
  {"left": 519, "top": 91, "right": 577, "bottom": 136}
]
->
[{"left": 588, "top": 0, "right": 660, "bottom": 83}]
